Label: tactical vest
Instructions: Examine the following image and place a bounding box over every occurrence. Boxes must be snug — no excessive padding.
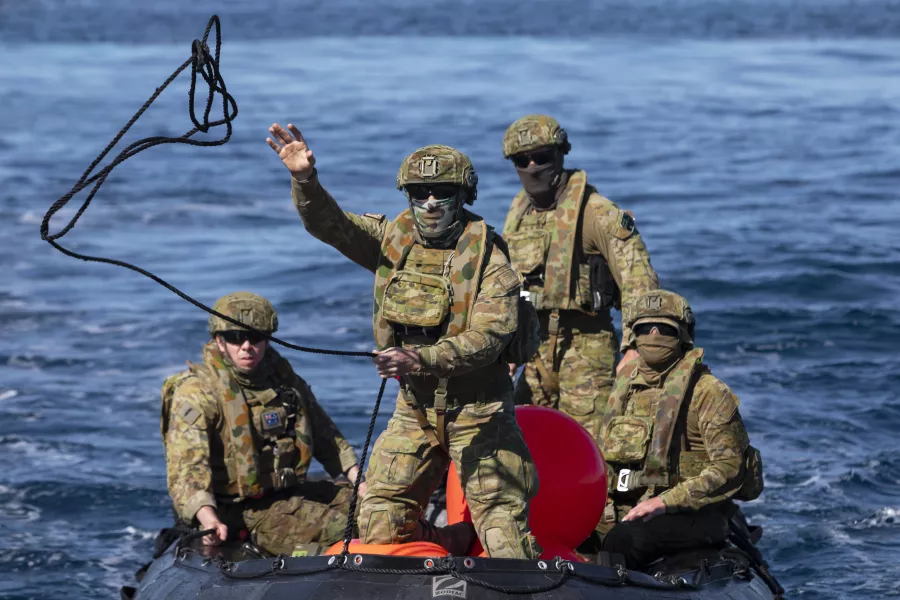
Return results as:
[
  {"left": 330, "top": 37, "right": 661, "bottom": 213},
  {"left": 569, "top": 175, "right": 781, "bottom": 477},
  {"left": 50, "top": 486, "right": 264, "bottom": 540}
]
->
[
  {"left": 600, "top": 349, "right": 710, "bottom": 494},
  {"left": 373, "top": 209, "right": 488, "bottom": 349},
  {"left": 162, "top": 346, "right": 313, "bottom": 501},
  {"left": 372, "top": 209, "right": 500, "bottom": 452},
  {"left": 600, "top": 349, "right": 764, "bottom": 502},
  {"left": 502, "top": 170, "right": 593, "bottom": 312}
]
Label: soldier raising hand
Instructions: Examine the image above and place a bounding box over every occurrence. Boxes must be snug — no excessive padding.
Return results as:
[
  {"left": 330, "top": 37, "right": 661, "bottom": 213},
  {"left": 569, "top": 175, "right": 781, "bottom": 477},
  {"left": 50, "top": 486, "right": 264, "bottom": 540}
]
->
[{"left": 274, "top": 126, "right": 540, "bottom": 560}]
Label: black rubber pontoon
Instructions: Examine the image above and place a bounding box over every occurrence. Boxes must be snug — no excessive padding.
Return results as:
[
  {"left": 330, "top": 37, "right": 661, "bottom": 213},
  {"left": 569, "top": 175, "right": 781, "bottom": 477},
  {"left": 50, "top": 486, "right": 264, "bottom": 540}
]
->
[{"left": 124, "top": 536, "right": 779, "bottom": 600}]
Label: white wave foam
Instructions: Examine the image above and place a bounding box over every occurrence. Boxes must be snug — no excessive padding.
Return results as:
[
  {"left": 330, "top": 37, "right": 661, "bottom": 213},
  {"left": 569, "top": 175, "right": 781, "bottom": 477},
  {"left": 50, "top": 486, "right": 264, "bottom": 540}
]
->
[
  {"left": 1, "top": 437, "right": 86, "bottom": 468},
  {"left": 0, "top": 390, "right": 19, "bottom": 401},
  {"left": 853, "top": 507, "right": 900, "bottom": 529},
  {"left": 121, "top": 525, "right": 157, "bottom": 541}
]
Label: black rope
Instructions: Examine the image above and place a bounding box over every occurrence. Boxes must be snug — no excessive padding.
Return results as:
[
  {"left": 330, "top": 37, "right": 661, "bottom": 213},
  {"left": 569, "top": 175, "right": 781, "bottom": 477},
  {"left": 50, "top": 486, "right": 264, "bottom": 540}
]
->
[
  {"left": 46, "top": 13, "right": 580, "bottom": 598},
  {"left": 37, "top": 14, "right": 373, "bottom": 360},
  {"left": 176, "top": 527, "right": 216, "bottom": 549},
  {"left": 339, "top": 377, "right": 388, "bottom": 556}
]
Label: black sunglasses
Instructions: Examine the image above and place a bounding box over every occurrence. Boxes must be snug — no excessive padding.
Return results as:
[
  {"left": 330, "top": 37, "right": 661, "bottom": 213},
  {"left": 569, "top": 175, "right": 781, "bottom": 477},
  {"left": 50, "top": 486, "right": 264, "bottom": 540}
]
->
[
  {"left": 220, "top": 330, "right": 266, "bottom": 345},
  {"left": 405, "top": 183, "right": 461, "bottom": 202},
  {"left": 634, "top": 322, "right": 679, "bottom": 338},
  {"left": 511, "top": 148, "right": 557, "bottom": 168}
]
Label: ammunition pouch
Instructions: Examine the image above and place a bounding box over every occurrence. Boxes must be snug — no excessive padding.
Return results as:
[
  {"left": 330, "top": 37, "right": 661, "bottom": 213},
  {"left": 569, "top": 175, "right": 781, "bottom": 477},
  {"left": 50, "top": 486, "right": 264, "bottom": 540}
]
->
[{"left": 382, "top": 271, "right": 451, "bottom": 328}]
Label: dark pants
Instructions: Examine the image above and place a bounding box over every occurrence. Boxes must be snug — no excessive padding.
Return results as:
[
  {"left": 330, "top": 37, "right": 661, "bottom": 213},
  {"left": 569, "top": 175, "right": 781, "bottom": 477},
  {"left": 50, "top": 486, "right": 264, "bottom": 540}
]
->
[{"left": 601, "top": 504, "right": 730, "bottom": 569}]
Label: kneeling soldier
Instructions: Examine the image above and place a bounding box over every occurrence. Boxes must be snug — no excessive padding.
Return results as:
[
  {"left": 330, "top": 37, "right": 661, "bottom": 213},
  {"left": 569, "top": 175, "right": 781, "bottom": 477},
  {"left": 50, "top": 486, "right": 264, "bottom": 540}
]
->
[
  {"left": 162, "top": 292, "right": 363, "bottom": 554},
  {"left": 598, "top": 290, "right": 764, "bottom": 568}
]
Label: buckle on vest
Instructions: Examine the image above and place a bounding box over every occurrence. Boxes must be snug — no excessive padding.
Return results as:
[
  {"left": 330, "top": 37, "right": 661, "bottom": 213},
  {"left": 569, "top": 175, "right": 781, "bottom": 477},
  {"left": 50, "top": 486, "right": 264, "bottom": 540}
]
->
[
  {"left": 547, "top": 311, "right": 560, "bottom": 336},
  {"left": 277, "top": 468, "right": 297, "bottom": 490},
  {"left": 616, "top": 469, "right": 633, "bottom": 492}
]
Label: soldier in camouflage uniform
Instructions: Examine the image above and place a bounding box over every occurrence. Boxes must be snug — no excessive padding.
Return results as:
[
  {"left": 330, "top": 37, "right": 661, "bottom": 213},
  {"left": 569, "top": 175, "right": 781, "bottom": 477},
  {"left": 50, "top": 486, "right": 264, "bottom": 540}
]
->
[
  {"left": 597, "top": 290, "right": 764, "bottom": 568},
  {"left": 266, "top": 122, "right": 540, "bottom": 559},
  {"left": 501, "top": 115, "right": 659, "bottom": 440},
  {"left": 162, "top": 292, "right": 363, "bottom": 555}
]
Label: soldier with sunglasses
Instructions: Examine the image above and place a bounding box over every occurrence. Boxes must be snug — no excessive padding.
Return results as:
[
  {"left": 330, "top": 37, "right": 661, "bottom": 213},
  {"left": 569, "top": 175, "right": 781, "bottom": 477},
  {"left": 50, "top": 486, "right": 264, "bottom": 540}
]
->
[
  {"left": 267, "top": 123, "right": 540, "bottom": 559},
  {"left": 501, "top": 115, "right": 659, "bottom": 444},
  {"left": 161, "top": 292, "right": 363, "bottom": 555},
  {"left": 598, "top": 290, "right": 764, "bottom": 567}
]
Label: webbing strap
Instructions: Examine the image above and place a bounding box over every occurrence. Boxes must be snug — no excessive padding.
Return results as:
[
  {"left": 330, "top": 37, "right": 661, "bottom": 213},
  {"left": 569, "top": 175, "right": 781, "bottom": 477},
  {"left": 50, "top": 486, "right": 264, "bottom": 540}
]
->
[
  {"left": 535, "top": 310, "right": 561, "bottom": 401},
  {"left": 434, "top": 378, "right": 450, "bottom": 453},
  {"left": 402, "top": 386, "right": 448, "bottom": 454}
]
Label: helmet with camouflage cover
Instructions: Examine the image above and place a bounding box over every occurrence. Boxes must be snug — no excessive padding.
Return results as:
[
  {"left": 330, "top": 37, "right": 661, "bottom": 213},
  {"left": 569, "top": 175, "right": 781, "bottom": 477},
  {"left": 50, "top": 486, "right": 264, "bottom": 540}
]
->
[
  {"left": 396, "top": 145, "right": 478, "bottom": 205},
  {"left": 502, "top": 114, "right": 572, "bottom": 158},
  {"left": 625, "top": 290, "right": 695, "bottom": 347},
  {"left": 208, "top": 291, "right": 278, "bottom": 336}
]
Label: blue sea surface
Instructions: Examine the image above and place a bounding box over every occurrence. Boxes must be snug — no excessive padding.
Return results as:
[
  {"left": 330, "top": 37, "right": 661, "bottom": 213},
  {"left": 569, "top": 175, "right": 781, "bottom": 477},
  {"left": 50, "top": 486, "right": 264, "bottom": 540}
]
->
[{"left": 1, "top": 2, "right": 899, "bottom": 598}]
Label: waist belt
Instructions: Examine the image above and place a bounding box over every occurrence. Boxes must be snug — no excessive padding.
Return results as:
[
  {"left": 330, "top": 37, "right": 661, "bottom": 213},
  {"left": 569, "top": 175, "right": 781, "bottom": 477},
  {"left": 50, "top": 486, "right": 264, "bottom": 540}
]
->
[{"left": 402, "top": 376, "right": 509, "bottom": 455}]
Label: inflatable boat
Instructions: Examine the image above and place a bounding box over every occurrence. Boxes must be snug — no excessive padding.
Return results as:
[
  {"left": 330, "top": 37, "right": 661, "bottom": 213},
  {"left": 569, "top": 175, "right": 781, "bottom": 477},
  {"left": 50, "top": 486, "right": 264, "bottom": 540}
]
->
[{"left": 124, "top": 406, "right": 782, "bottom": 599}]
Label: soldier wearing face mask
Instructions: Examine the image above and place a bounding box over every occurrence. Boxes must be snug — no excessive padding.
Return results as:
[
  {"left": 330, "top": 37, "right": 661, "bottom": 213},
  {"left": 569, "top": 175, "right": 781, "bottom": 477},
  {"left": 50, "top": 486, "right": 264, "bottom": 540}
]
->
[
  {"left": 268, "top": 123, "right": 540, "bottom": 559},
  {"left": 501, "top": 115, "right": 659, "bottom": 442},
  {"left": 597, "top": 290, "right": 764, "bottom": 568}
]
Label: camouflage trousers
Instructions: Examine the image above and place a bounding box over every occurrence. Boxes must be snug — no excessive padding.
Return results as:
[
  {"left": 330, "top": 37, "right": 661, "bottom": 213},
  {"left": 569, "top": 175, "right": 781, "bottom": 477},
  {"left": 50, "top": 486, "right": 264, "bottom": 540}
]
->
[
  {"left": 358, "top": 391, "right": 541, "bottom": 559},
  {"left": 219, "top": 479, "right": 355, "bottom": 555},
  {"left": 514, "top": 328, "right": 619, "bottom": 440}
]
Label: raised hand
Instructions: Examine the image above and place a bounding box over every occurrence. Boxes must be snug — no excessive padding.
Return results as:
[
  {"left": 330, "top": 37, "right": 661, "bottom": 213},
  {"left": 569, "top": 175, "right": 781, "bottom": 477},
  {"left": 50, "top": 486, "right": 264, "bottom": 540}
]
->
[{"left": 266, "top": 123, "right": 316, "bottom": 181}]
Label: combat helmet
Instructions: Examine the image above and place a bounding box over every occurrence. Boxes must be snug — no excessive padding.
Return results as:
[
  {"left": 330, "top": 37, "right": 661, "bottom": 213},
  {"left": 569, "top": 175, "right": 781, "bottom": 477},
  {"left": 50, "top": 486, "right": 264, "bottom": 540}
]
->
[
  {"left": 396, "top": 145, "right": 478, "bottom": 204},
  {"left": 208, "top": 291, "right": 278, "bottom": 336},
  {"left": 502, "top": 114, "right": 571, "bottom": 158},
  {"left": 625, "top": 290, "right": 695, "bottom": 347}
]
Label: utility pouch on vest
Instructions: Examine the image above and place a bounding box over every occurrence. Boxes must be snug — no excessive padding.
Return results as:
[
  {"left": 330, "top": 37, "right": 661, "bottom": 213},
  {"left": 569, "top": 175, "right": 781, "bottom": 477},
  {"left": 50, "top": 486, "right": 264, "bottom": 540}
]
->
[
  {"left": 505, "top": 230, "right": 548, "bottom": 278},
  {"left": 588, "top": 254, "right": 620, "bottom": 312},
  {"left": 603, "top": 416, "right": 652, "bottom": 464},
  {"left": 734, "top": 445, "right": 764, "bottom": 501},
  {"left": 382, "top": 271, "right": 451, "bottom": 328},
  {"left": 501, "top": 294, "right": 541, "bottom": 366}
]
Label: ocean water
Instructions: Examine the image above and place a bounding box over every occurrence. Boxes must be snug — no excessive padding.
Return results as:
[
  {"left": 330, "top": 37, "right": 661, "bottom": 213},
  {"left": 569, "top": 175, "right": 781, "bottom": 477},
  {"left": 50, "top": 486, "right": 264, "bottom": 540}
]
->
[{"left": 1, "top": 2, "right": 899, "bottom": 598}]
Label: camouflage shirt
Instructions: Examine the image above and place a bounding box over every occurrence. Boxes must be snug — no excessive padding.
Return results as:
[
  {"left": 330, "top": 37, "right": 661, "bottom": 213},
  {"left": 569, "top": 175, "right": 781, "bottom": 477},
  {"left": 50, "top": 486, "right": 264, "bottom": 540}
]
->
[
  {"left": 507, "top": 173, "right": 659, "bottom": 350},
  {"left": 579, "top": 188, "right": 659, "bottom": 350},
  {"left": 625, "top": 367, "right": 750, "bottom": 512},
  {"left": 292, "top": 172, "right": 519, "bottom": 380},
  {"left": 163, "top": 344, "right": 359, "bottom": 522}
]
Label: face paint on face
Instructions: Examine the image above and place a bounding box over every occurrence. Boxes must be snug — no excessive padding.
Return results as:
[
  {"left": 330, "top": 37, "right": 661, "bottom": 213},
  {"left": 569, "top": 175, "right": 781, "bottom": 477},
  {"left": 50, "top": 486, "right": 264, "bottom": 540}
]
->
[{"left": 407, "top": 188, "right": 462, "bottom": 236}]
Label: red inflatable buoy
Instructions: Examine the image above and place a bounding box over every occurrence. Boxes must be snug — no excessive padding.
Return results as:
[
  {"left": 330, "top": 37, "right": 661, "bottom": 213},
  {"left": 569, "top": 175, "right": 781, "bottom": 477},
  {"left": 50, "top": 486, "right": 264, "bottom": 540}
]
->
[{"left": 447, "top": 405, "right": 607, "bottom": 552}]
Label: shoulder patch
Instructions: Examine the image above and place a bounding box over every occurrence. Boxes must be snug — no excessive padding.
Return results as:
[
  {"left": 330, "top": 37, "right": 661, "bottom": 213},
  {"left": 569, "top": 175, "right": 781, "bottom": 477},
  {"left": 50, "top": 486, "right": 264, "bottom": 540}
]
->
[
  {"left": 177, "top": 403, "right": 202, "bottom": 425},
  {"left": 363, "top": 212, "right": 386, "bottom": 221},
  {"left": 496, "top": 265, "right": 522, "bottom": 293},
  {"left": 612, "top": 210, "right": 637, "bottom": 240}
]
